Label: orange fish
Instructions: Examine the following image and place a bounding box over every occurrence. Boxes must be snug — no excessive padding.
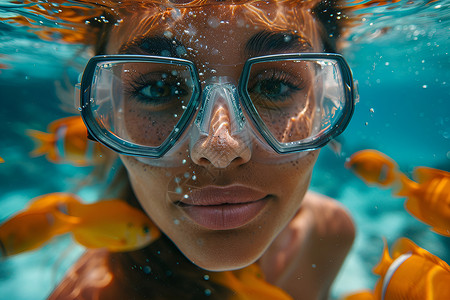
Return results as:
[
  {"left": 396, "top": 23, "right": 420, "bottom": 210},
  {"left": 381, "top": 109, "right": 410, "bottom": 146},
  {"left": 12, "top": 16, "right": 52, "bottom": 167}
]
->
[
  {"left": 397, "top": 167, "right": 450, "bottom": 236},
  {"left": 27, "top": 116, "right": 110, "bottom": 166},
  {"left": 211, "top": 263, "right": 293, "bottom": 300},
  {"left": 0, "top": 208, "right": 77, "bottom": 257},
  {"left": 346, "top": 149, "right": 450, "bottom": 236},
  {"left": 68, "top": 199, "right": 160, "bottom": 252},
  {"left": 0, "top": 193, "right": 159, "bottom": 257},
  {"left": 345, "top": 149, "right": 399, "bottom": 187},
  {"left": 342, "top": 238, "right": 450, "bottom": 300},
  {"left": 0, "top": 156, "right": 4, "bottom": 163}
]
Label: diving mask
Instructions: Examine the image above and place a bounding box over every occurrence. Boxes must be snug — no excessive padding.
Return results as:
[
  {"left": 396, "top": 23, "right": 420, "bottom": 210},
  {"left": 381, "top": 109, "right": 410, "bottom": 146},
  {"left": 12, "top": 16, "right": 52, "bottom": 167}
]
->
[{"left": 79, "top": 53, "right": 357, "bottom": 164}]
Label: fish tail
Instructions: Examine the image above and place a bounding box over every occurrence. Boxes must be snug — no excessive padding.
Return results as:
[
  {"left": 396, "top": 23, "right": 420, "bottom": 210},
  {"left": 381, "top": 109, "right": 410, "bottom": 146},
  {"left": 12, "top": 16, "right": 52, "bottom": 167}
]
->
[
  {"left": 393, "top": 173, "right": 417, "bottom": 197},
  {"left": 26, "top": 129, "right": 58, "bottom": 161}
]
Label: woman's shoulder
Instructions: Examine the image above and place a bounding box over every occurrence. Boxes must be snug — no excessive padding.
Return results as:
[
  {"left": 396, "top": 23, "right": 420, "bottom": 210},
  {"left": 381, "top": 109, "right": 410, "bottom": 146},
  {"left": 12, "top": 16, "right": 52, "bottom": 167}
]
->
[{"left": 301, "top": 190, "right": 355, "bottom": 240}]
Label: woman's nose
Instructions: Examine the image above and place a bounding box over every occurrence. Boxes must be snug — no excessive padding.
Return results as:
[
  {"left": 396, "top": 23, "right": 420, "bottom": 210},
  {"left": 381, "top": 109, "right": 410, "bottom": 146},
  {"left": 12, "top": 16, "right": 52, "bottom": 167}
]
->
[{"left": 191, "top": 101, "right": 251, "bottom": 169}]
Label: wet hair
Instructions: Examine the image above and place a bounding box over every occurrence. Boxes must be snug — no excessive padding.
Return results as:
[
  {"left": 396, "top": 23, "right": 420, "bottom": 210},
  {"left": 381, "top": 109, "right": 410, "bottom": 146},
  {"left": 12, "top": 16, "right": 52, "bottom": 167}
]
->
[{"left": 89, "top": 0, "right": 349, "bottom": 55}]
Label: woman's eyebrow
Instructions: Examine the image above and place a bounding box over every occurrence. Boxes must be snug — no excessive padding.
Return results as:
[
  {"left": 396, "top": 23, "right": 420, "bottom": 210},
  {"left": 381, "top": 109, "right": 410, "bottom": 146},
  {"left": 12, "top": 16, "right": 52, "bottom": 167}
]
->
[
  {"left": 118, "top": 35, "right": 185, "bottom": 57},
  {"left": 245, "top": 30, "right": 312, "bottom": 57}
]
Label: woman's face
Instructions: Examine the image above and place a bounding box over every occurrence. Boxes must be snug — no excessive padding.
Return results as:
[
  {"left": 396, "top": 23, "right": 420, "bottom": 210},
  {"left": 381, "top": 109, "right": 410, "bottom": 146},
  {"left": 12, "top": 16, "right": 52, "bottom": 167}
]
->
[{"left": 106, "top": 1, "right": 322, "bottom": 271}]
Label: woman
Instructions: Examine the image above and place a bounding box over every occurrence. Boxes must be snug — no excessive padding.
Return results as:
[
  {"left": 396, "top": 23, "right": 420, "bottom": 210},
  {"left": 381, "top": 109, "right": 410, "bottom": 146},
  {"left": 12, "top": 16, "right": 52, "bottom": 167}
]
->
[{"left": 50, "top": 0, "right": 356, "bottom": 299}]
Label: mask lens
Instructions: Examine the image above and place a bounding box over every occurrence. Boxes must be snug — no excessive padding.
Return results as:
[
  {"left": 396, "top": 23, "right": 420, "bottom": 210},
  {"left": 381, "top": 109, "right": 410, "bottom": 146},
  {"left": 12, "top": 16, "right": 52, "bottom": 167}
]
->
[
  {"left": 246, "top": 57, "right": 348, "bottom": 146},
  {"left": 89, "top": 60, "right": 195, "bottom": 148}
]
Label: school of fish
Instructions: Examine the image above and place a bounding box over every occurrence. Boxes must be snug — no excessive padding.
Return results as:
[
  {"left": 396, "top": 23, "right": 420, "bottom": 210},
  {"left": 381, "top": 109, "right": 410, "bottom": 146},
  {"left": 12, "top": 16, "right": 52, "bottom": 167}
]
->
[
  {"left": 345, "top": 149, "right": 450, "bottom": 237},
  {"left": 3, "top": 116, "right": 450, "bottom": 299}
]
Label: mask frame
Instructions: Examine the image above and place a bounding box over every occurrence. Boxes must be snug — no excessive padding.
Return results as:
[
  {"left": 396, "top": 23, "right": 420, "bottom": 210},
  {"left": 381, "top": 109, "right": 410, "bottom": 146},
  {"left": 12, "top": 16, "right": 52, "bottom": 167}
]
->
[{"left": 79, "top": 53, "right": 357, "bottom": 158}]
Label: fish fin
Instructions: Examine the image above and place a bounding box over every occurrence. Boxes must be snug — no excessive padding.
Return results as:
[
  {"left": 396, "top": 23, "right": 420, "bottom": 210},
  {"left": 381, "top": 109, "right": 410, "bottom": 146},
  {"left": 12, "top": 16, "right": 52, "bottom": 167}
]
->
[
  {"left": 373, "top": 238, "right": 393, "bottom": 276},
  {"left": 430, "top": 226, "right": 450, "bottom": 237},
  {"left": 26, "top": 129, "right": 58, "bottom": 161},
  {"left": 392, "top": 238, "right": 450, "bottom": 272},
  {"left": 413, "top": 167, "right": 449, "bottom": 183}
]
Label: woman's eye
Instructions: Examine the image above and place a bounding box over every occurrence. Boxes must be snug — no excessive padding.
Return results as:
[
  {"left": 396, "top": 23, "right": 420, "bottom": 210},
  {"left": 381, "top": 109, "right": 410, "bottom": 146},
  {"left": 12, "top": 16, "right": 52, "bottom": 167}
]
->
[
  {"left": 254, "top": 80, "right": 292, "bottom": 99},
  {"left": 250, "top": 78, "right": 302, "bottom": 102},
  {"left": 139, "top": 82, "right": 173, "bottom": 98},
  {"left": 130, "top": 77, "right": 189, "bottom": 105}
]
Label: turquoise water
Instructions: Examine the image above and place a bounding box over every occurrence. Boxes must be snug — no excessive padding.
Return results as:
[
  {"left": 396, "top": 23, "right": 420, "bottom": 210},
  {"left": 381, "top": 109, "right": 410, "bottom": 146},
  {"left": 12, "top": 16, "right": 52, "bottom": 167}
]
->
[{"left": 1, "top": 1, "right": 449, "bottom": 299}]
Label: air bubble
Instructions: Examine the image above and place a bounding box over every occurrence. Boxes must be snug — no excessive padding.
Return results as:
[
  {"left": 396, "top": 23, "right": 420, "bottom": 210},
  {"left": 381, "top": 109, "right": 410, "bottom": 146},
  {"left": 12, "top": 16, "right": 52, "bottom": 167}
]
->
[
  {"left": 207, "top": 17, "right": 220, "bottom": 28},
  {"left": 204, "top": 289, "right": 212, "bottom": 296},
  {"left": 183, "top": 194, "right": 189, "bottom": 199},
  {"left": 164, "top": 31, "right": 173, "bottom": 38},
  {"left": 175, "top": 187, "right": 182, "bottom": 194},
  {"left": 182, "top": 159, "right": 187, "bottom": 164}
]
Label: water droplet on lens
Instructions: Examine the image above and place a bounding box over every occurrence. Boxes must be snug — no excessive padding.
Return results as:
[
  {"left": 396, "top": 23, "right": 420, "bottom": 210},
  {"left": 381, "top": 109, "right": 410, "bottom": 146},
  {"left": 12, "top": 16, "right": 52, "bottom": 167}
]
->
[
  {"left": 164, "top": 31, "right": 173, "bottom": 38},
  {"left": 207, "top": 17, "right": 220, "bottom": 28}
]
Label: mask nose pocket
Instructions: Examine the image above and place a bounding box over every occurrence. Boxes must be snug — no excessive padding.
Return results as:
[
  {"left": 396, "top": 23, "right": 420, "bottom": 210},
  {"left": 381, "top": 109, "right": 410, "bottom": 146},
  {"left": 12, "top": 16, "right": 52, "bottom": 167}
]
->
[
  {"left": 190, "top": 79, "right": 251, "bottom": 168},
  {"left": 194, "top": 80, "right": 245, "bottom": 135}
]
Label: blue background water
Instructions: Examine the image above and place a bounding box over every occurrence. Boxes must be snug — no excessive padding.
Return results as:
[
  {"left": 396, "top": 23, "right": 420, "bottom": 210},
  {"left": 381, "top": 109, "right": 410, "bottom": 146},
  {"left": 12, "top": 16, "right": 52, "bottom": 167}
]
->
[{"left": 1, "top": 1, "right": 449, "bottom": 299}]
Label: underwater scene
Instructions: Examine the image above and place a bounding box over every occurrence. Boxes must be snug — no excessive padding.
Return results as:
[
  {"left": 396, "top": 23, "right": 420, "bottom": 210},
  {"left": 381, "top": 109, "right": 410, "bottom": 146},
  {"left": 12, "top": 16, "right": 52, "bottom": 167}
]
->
[{"left": 0, "top": 0, "right": 449, "bottom": 299}]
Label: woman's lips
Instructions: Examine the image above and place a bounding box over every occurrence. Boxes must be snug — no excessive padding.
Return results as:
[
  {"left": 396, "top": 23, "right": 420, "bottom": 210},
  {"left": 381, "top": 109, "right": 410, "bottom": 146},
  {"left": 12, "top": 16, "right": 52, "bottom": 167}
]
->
[{"left": 176, "top": 185, "right": 269, "bottom": 230}]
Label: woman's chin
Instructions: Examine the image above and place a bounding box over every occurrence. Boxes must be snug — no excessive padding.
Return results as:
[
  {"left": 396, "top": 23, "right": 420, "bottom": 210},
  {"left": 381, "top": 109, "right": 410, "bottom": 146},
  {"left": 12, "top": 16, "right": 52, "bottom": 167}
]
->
[{"left": 187, "top": 254, "right": 259, "bottom": 272}]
